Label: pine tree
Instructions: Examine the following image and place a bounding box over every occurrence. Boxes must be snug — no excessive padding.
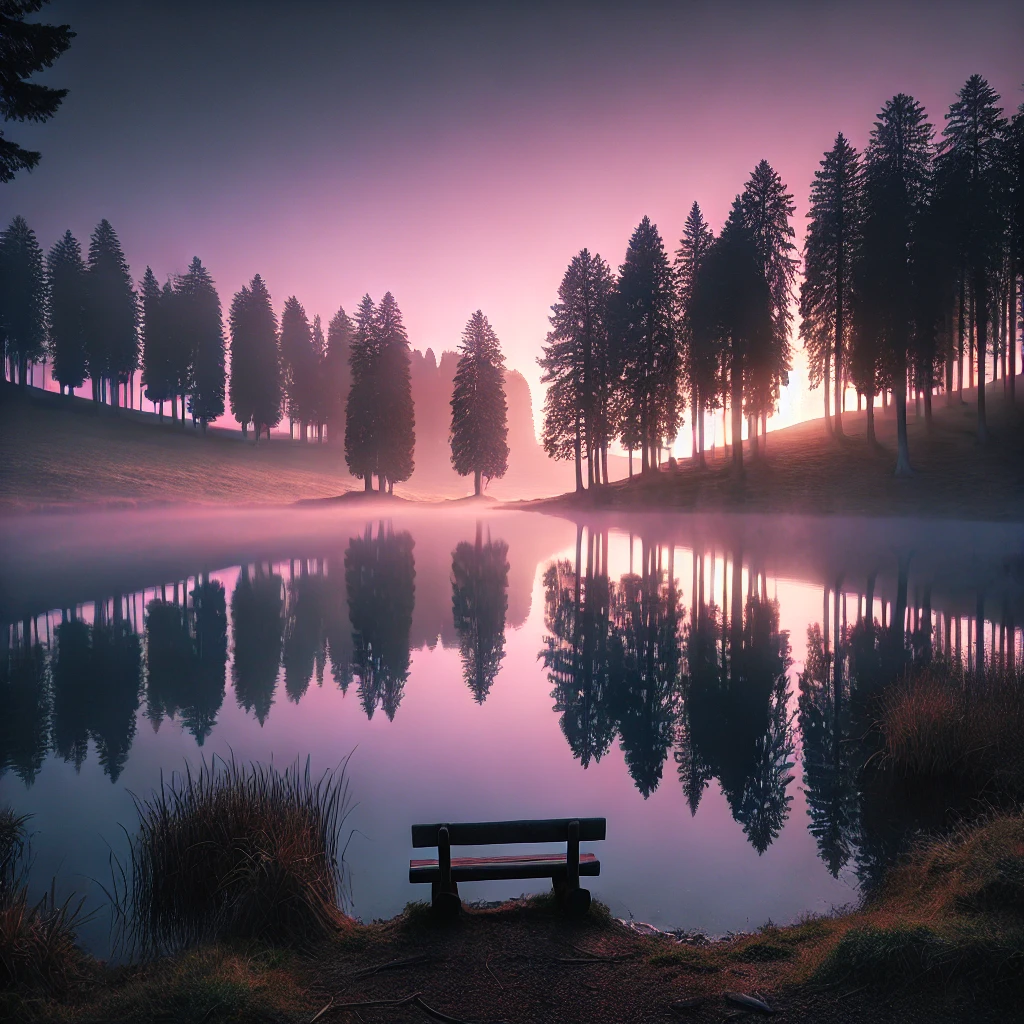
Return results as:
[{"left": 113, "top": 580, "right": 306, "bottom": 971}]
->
[
  {"left": 45, "top": 230, "right": 87, "bottom": 394},
  {"left": 450, "top": 309, "right": 509, "bottom": 495},
  {"left": 675, "top": 203, "right": 716, "bottom": 465},
  {"left": 84, "top": 219, "right": 138, "bottom": 407},
  {"left": 278, "top": 295, "right": 315, "bottom": 439},
  {"left": 0, "top": 1, "right": 74, "bottom": 182},
  {"left": 740, "top": 160, "right": 797, "bottom": 441},
  {"left": 323, "top": 306, "right": 353, "bottom": 443},
  {"left": 228, "top": 275, "right": 281, "bottom": 440},
  {"left": 612, "top": 218, "right": 679, "bottom": 472},
  {"left": 178, "top": 257, "right": 225, "bottom": 429},
  {"left": 310, "top": 313, "right": 326, "bottom": 441},
  {"left": 0, "top": 215, "right": 46, "bottom": 386},
  {"left": 345, "top": 295, "right": 379, "bottom": 488},
  {"left": 800, "top": 134, "right": 863, "bottom": 436},
  {"left": 375, "top": 292, "right": 415, "bottom": 492},
  {"left": 860, "top": 94, "right": 934, "bottom": 474},
  {"left": 539, "top": 249, "right": 614, "bottom": 491},
  {"left": 936, "top": 76, "right": 1007, "bottom": 442},
  {"left": 139, "top": 267, "right": 173, "bottom": 412}
]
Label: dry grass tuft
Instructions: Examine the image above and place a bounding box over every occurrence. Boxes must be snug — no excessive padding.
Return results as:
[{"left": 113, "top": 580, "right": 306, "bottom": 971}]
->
[
  {"left": 120, "top": 754, "right": 353, "bottom": 955},
  {"left": 876, "top": 660, "right": 1024, "bottom": 793}
]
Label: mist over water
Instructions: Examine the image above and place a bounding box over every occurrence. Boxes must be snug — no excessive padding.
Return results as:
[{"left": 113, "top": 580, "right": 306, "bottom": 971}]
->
[{"left": 1, "top": 506, "right": 1022, "bottom": 957}]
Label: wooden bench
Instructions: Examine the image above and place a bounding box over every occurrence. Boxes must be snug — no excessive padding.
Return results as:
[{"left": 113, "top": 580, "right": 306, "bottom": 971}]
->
[{"left": 409, "top": 817, "right": 605, "bottom": 916}]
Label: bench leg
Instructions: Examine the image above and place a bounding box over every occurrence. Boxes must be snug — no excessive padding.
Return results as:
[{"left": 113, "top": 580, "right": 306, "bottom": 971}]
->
[
  {"left": 431, "top": 880, "right": 461, "bottom": 918},
  {"left": 552, "top": 877, "right": 592, "bottom": 917}
]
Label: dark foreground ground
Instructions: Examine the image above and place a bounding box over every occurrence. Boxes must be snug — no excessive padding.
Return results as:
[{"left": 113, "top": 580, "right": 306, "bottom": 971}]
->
[{"left": 518, "top": 378, "right": 1024, "bottom": 520}]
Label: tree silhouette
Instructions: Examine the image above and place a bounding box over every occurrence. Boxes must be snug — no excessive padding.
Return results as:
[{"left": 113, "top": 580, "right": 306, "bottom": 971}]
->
[
  {"left": 540, "top": 250, "right": 615, "bottom": 490},
  {"left": 310, "top": 313, "right": 327, "bottom": 441},
  {"left": 231, "top": 565, "right": 284, "bottom": 724},
  {"left": 345, "top": 523, "right": 416, "bottom": 720},
  {"left": 675, "top": 203, "right": 716, "bottom": 466},
  {"left": 800, "top": 134, "right": 863, "bottom": 437},
  {"left": 0, "top": 216, "right": 46, "bottom": 386},
  {"left": 139, "top": 267, "right": 174, "bottom": 414},
  {"left": 450, "top": 310, "right": 509, "bottom": 495},
  {"left": 50, "top": 617, "right": 92, "bottom": 770},
  {"left": 0, "top": 1, "right": 74, "bottom": 182},
  {"left": 46, "top": 230, "right": 87, "bottom": 394},
  {"left": 451, "top": 526, "right": 509, "bottom": 702},
  {"left": 178, "top": 257, "right": 225, "bottom": 429},
  {"left": 345, "top": 295, "right": 380, "bottom": 489},
  {"left": 228, "top": 275, "right": 281, "bottom": 440},
  {"left": 936, "top": 76, "right": 1007, "bottom": 442},
  {"left": 323, "top": 306, "right": 353, "bottom": 444},
  {"left": 0, "top": 627, "right": 49, "bottom": 785},
  {"left": 613, "top": 218, "right": 680, "bottom": 473},
  {"left": 609, "top": 552, "right": 683, "bottom": 799},
  {"left": 798, "top": 622, "right": 858, "bottom": 876},
  {"left": 740, "top": 161, "right": 797, "bottom": 444},
  {"left": 84, "top": 219, "right": 138, "bottom": 408},
  {"left": 88, "top": 610, "right": 143, "bottom": 782},
  {"left": 540, "top": 540, "right": 617, "bottom": 770},
  {"left": 859, "top": 95, "right": 933, "bottom": 475},
  {"left": 324, "top": 557, "right": 353, "bottom": 692},
  {"left": 282, "top": 563, "right": 330, "bottom": 703},
  {"left": 376, "top": 293, "right": 415, "bottom": 493},
  {"left": 279, "top": 295, "right": 316, "bottom": 440}
]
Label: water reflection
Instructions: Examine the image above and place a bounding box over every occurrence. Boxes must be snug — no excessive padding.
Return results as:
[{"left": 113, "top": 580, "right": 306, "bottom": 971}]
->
[{"left": 2, "top": 511, "right": 1023, "bottom": 915}]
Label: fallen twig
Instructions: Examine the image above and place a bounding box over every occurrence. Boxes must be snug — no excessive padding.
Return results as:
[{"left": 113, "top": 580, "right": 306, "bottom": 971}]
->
[
  {"left": 310, "top": 998, "right": 333, "bottom": 1023},
  {"left": 412, "top": 995, "right": 509, "bottom": 1024},
  {"left": 551, "top": 952, "right": 636, "bottom": 964},
  {"left": 351, "top": 954, "right": 432, "bottom": 979},
  {"left": 334, "top": 992, "right": 422, "bottom": 1011},
  {"left": 485, "top": 957, "right": 505, "bottom": 991}
]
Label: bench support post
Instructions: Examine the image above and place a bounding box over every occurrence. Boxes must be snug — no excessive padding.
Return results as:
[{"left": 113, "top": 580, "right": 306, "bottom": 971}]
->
[
  {"left": 431, "top": 825, "right": 460, "bottom": 916},
  {"left": 553, "top": 819, "right": 590, "bottom": 916}
]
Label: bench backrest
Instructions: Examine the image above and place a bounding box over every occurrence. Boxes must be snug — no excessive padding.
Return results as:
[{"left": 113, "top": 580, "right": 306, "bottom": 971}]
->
[{"left": 411, "top": 817, "right": 606, "bottom": 848}]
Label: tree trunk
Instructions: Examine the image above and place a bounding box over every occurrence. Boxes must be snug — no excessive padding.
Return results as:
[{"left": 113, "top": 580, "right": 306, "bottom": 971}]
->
[
  {"left": 748, "top": 414, "right": 758, "bottom": 458},
  {"left": 923, "top": 374, "right": 933, "bottom": 431},
  {"left": 601, "top": 445, "right": 608, "bottom": 486},
  {"left": 587, "top": 441, "right": 594, "bottom": 488},
  {"left": 969, "top": 281, "right": 976, "bottom": 390},
  {"left": 574, "top": 408, "right": 583, "bottom": 492},
  {"left": 731, "top": 350, "right": 743, "bottom": 473},
  {"left": 761, "top": 410, "right": 767, "bottom": 453},
  {"left": 640, "top": 397, "right": 650, "bottom": 474},
  {"left": 241, "top": 422, "right": 247, "bottom": 438},
  {"left": 628, "top": 449, "right": 633, "bottom": 478},
  {"left": 364, "top": 473, "right": 372, "bottom": 492},
  {"left": 1010, "top": 248, "right": 1017, "bottom": 402},
  {"left": 474, "top": 468, "right": 482, "bottom": 496},
  {"left": 697, "top": 395, "right": 706, "bottom": 468},
  {"left": 894, "top": 366, "right": 912, "bottom": 476},
  {"left": 378, "top": 473, "right": 386, "bottom": 493},
  {"left": 834, "top": 238, "right": 844, "bottom": 437},
  {"left": 975, "top": 267, "right": 988, "bottom": 443},
  {"left": 824, "top": 347, "right": 832, "bottom": 434}
]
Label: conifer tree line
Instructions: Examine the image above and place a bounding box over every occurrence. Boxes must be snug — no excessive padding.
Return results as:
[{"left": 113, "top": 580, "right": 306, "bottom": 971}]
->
[
  {"left": 0, "top": 214, "right": 512, "bottom": 493},
  {"left": 542, "top": 74, "right": 1024, "bottom": 486}
]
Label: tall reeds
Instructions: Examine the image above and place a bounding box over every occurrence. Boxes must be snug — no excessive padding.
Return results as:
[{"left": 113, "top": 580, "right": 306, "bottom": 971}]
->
[
  {"left": 121, "top": 754, "right": 352, "bottom": 955},
  {"left": 877, "top": 660, "right": 1024, "bottom": 794},
  {"left": 0, "top": 807, "right": 90, "bottom": 995}
]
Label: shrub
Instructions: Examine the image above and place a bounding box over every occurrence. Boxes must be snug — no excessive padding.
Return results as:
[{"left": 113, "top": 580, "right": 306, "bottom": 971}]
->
[
  {"left": 122, "top": 755, "right": 352, "bottom": 954},
  {"left": 0, "top": 807, "right": 90, "bottom": 996}
]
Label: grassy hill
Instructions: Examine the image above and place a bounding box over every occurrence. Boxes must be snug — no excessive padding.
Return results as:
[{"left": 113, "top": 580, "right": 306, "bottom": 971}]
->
[{"left": 523, "top": 378, "right": 1024, "bottom": 520}]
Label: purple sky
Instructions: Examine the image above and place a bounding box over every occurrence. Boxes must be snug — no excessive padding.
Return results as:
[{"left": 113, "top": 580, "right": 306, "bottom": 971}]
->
[{"left": 6, "top": 0, "right": 1023, "bottom": 437}]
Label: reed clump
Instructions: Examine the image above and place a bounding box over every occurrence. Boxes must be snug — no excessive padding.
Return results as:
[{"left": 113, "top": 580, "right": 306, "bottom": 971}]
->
[
  {"left": 0, "top": 807, "right": 90, "bottom": 996},
  {"left": 876, "top": 660, "right": 1024, "bottom": 793},
  {"left": 124, "top": 755, "right": 352, "bottom": 954}
]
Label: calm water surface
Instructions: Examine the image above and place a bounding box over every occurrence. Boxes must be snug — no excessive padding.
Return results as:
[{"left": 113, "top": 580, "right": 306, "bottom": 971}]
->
[{"left": 1, "top": 506, "right": 1022, "bottom": 956}]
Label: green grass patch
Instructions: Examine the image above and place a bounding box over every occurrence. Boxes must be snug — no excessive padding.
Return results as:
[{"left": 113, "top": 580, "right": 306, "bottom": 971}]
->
[{"left": 731, "top": 940, "right": 796, "bottom": 963}]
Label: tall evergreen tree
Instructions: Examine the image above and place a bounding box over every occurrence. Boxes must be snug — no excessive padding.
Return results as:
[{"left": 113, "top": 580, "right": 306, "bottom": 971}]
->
[
  {"left": 178, "top": 257, "right": 225, "bottom": 429},
  {"left": 612, "top": 218, "right": 679, "bottom": 472},
  {"left": 0, "top": 215, "right": 46, "bottom": 386},
  {"left": 278, "top": 295, "right": 315, "bottom": 439},
  {"left": 323, "top": 306, "right": 353, "bottom": 443},
  {"left": 139, "top": 266, "right": 173, "bottom": 412},
  {"left": 800, "top": 134, "right": 863, "bottom": 437},
  {"left": 936, "top": 76, "right": 1007, "bottom": 441},
  {"left": 0, "top": 1, "right": 74, "bottom": 181},
  {"left": 539, "top": 249, "right": 615, "bottom": 490},
  {"left": 675, "top": 203, "right": 716, "bottom": 465},
  {"left": 84, "top": 219, "right": 138, "bottom": 407},
  {"left": 740, "top": 160, "right": 797, "bottom": 438},
  {"left": 859, "top": 94, "right": 933, "bottom": 474},
  {"left": 46, "top": 230, "right": 87, "bottom": 394},
  {"left": 310, "top": 313, "right": 326, "bottom": 441},
  {"left": 345, "top": 295, "right": 379, "bottom": 489},
  {"left": 375, "top": 292, "right": 415, "bottom": 493},
  {"left": 450, "top": 309, "right": 509, "bottom": 495},
  {"left": 228, "top": 275, "right": 281, "bottom": 440}
]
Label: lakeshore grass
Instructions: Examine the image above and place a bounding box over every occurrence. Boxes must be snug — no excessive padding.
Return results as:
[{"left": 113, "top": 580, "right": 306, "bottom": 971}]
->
[{"left": 120, "top": 755, "right": 352, "bottom": 955}]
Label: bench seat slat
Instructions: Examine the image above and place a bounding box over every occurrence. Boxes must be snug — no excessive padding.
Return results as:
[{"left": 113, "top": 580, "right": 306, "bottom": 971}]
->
[
  {"left": 411, "top": 818, "right": 605, "bottom": 847},
  {"left": 409, "top": 852, "right": 600, "bottom": 883}
]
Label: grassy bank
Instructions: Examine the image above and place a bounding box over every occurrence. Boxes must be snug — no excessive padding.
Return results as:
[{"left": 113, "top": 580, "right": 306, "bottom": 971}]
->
[
  {"left": 522, "top": 377, "right": 1024, "bottom": 519},
  {"left": 9, "top": 812, "right": 1024, "bottom": 1022}
]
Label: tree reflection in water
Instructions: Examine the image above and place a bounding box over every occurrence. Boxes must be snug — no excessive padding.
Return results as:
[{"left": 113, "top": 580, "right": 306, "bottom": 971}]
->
[{"left": 231, "top": 566, "right": 285, "bottom": 725}]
